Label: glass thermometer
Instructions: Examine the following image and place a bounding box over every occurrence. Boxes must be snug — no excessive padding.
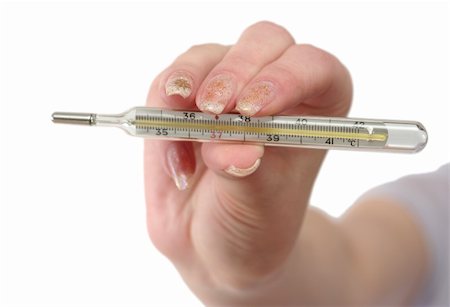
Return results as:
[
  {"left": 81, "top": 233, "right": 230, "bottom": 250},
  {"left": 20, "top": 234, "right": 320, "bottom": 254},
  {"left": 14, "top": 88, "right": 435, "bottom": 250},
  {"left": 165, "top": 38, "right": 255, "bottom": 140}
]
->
[{"left": 52, "top": 107, "right": 428, "bottom": 153}]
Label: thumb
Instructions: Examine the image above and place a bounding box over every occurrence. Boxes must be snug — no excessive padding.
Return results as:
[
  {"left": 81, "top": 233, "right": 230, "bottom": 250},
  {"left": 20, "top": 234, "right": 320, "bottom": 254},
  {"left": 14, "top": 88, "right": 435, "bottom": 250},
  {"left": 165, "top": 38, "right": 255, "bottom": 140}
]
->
[
  {"left": 201, "top": 142, "right": 264, "bottom": 176},
  {"left": 201, "top": 142, "right": 322, "bottom": 208},
  {"left": 197, "top": 142, "right": 325, "bottom": 286},
  {"left": 201, "top": 143, "right": 280, "bottom": 206}
]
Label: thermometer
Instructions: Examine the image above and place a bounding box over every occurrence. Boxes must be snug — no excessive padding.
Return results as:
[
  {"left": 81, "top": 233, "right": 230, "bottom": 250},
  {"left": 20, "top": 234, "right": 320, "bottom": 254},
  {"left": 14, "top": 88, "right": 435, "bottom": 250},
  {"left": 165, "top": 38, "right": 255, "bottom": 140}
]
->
[{"left": 52, "top": 107, "right": 428, "bottom": 153}]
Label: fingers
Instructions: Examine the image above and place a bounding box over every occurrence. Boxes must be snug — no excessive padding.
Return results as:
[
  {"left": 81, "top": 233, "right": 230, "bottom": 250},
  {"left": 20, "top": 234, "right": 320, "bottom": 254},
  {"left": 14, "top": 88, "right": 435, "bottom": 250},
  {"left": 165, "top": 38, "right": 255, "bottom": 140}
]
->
[
  {"left": 147, "top": 21, "right": 295, "bottom": 191},
  {"left": 157, "top": 22, "right": 351, "bottom": 120},
  {"left": 236, "top": 44, "right": 352, "bottom": 117},
  {"left": 146, "top": 44, "right": 228, "bottom": 192},
  {"left": 146, "top": 22, "right": 352, "bottom": 195},
  {"left": 156, "top": 44, "right": 229, "bottom": 108},
  {"left": 195, "top": 21, "right": 295, "bottom": 114}
]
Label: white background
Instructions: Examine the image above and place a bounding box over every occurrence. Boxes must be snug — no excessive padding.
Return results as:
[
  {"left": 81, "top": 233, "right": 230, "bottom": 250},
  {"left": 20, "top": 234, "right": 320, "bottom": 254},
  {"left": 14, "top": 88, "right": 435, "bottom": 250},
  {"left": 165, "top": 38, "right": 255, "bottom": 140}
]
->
[{"left": 1, "top": 1, "right": 448, "bottom": 306}]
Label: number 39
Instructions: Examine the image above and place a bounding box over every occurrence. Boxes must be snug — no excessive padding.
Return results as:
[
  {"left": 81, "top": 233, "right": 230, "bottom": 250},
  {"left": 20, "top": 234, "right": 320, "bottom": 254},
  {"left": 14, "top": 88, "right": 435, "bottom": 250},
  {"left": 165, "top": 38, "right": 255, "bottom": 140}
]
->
[{"left": 266, "top": 134, "right": 280, "bottom": 142}]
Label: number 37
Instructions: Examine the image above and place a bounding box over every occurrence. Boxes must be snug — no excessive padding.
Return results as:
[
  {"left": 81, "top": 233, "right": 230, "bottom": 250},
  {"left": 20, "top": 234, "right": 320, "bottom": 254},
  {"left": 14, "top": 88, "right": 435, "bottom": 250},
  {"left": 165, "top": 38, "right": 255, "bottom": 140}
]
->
[{"left": 210, "top": 130, "right": 222, "bottom": 139}]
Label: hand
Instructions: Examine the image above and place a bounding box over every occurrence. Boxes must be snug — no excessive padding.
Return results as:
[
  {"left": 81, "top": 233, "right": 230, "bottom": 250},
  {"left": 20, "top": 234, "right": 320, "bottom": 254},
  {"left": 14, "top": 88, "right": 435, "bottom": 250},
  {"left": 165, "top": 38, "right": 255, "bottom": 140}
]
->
[{"left": 144, "top": 21, "right": 352, "bottom": 304}]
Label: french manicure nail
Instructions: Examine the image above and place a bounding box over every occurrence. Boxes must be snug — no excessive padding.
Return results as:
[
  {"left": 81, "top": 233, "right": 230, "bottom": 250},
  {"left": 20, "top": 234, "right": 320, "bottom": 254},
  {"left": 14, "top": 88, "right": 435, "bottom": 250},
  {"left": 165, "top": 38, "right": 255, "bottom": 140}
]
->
[
  {"left": 165, "top": 71, "right": 194, "bottom": 99},
  {"left": 167, "top": 144, "right": 193, "bottom": 190},
  {"left": 236, "top": 81, "right": 275, "bottom": 116},
  {"left": 198, "top": 74, "right": 235, "bottom": 114},
  {"left": 224, "top": 158, "right": 261, "bottom": 178}
]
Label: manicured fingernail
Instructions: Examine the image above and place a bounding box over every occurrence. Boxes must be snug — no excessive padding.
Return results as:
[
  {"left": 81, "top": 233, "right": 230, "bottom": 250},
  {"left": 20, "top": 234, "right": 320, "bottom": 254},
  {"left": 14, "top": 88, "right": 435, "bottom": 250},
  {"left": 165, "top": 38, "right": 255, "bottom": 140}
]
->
[
  {"left": 165, "top": 71, "right": 194, "bottom": 99},
  {"left": 166, "top": 143, "right": 194, "bottom": 190},
  {"left": 224, "top": 158, "right": 261, "bottom": 178},
  {"left": 198, "top": 74, "right": 235, "bottom": 114},
  {"left": 236, "top": 81, "right": 275, "bottom": 116}
]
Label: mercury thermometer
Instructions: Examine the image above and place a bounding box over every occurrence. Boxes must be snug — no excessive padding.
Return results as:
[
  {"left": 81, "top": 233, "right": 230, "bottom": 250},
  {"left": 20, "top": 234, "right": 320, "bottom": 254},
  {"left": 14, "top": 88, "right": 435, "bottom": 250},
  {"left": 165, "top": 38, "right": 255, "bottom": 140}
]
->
[{"left": 52, "top": 107, "right": 428, "bottom": 153}]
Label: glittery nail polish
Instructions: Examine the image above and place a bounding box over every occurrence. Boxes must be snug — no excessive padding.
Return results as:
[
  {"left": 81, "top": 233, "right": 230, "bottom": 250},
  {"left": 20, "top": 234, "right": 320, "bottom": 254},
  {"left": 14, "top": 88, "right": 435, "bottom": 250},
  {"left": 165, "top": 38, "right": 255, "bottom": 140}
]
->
[
  {"left": 236, "top": 81, "right": 275, "bottom": 116},
  {"left": 224, "top": 158, "right": 261, "bottom": 177},
  {"left": 165, "top": 71, "right": 194, "bottom": 99},
  {"left": 166, "top": 143, "right": 194, "bottom": 190},
  {"left": 198, "top": 74, "right": 235, "bottom": 114}
]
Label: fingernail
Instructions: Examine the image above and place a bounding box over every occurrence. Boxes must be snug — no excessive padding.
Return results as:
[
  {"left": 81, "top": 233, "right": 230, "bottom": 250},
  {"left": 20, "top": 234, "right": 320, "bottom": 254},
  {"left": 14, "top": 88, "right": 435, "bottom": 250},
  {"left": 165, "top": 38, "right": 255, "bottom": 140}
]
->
[
  {"left": 224, "top": 158, "right": 261, "bottom": 178},
  {"left": 166, "top": 143, "right": 194, "bottom": 190},
  {"left": 236, "top": 81, "right": 275, "bottom": 116},
  {"left": 165, "top": 71, "right": 194, "bottom": 99},
  {"left": 198, "top": 74, "right": 235, "bottom": 114}
]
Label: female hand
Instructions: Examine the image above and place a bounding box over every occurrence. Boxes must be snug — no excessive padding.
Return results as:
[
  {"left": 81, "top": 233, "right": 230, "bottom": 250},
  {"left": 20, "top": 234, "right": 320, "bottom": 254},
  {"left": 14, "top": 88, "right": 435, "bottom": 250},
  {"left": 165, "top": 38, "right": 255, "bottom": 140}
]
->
[{"left": 144, "top": 21, "right": 352, "bottom": 304}]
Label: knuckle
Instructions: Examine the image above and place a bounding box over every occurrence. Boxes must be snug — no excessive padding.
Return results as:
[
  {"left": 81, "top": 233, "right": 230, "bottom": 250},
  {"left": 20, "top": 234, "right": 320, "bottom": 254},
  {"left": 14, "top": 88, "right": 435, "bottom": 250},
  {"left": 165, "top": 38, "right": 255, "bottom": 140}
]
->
[
  {"left": 186, "top": 43, "right": 225, "bottom": 54},
  {"left": 246, "top": 21, "right": 294, "bottom": 43},
  {"left": 284, "top": 44, "right": 342, "bottom": 87},
  {"left": 248, "top": 20, "right": 281, "bottom": 31},
  {"left": 294, "top": 44, "right": 351, "bottom": 87}
]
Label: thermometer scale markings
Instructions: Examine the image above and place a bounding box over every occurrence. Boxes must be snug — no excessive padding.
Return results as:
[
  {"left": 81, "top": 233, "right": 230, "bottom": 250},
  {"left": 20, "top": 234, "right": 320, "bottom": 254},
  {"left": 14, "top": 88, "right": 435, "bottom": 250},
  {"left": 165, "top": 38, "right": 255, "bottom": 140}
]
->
[{"left": 134, "top": 116, "right": 387, "bottom": 142}]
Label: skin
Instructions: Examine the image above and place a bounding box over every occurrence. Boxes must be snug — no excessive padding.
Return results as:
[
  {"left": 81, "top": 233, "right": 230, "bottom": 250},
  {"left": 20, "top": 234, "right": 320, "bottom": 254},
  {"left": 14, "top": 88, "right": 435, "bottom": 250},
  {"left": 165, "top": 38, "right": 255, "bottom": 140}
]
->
[{"left": 144, "top": 21, "right": 428, "bottom": 306}]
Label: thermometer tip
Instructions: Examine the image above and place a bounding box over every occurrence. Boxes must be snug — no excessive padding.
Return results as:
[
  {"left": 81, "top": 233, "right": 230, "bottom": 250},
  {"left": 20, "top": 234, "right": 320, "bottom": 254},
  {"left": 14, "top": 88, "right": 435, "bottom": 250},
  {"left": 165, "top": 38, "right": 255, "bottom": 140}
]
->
[{"left": 52, "top": 112, "right": 97, "bottom": 126}]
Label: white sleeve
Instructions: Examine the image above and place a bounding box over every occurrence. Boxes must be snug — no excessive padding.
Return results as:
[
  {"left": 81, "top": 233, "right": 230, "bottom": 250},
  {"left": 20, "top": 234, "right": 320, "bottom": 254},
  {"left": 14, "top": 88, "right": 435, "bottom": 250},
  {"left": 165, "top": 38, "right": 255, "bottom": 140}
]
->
[{"left": 357, "top": 164, "right": 449, "bottom": 307}]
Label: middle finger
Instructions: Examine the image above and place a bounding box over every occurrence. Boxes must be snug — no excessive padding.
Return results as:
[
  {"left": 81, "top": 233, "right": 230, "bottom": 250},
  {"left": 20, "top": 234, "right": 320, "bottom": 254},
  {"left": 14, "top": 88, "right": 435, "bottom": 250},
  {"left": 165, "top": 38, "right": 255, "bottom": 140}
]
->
[{"left": 196, "top": 21, "right": 295, "bottom": 114}]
